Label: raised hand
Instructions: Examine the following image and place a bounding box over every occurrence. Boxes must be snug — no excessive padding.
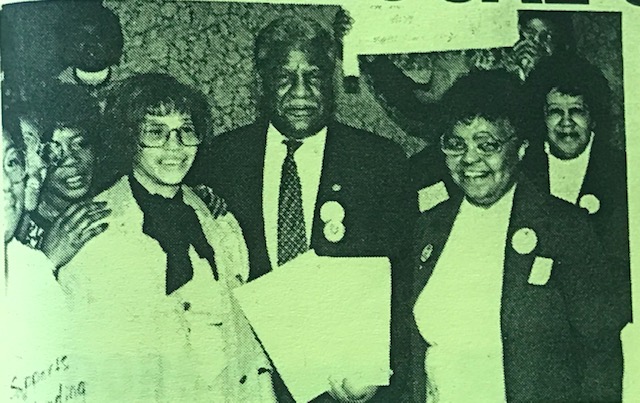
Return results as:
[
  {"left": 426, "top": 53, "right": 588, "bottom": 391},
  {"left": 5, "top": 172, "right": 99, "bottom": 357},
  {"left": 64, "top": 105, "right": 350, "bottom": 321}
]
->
[{"left": 41, "top": 201, "right": 111, "bottom": 270}]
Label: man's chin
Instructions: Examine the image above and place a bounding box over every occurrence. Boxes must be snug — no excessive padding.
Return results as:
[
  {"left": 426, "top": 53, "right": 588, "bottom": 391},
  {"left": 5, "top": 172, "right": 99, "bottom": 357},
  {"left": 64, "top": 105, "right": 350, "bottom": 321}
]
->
[{"left": 282, "top": 119, "right": 326, "bottom": 138}]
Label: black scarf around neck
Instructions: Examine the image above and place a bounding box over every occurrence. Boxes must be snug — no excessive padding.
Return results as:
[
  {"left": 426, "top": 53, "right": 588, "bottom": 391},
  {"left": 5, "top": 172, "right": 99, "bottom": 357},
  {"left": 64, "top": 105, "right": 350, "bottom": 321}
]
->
[{"left": 129, "top": 177, "right": 218, "bottom": 295}]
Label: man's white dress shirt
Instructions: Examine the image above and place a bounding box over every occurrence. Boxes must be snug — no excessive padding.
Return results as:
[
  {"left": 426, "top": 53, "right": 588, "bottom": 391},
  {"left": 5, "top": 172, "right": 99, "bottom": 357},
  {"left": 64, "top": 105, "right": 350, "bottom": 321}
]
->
[
  {"left": 413, "top": 186, "right": 516, "bottom": 403},
  {"left": 263, "top": 124, "right": 328, "bottom": 269},
  {"left": 545, "top": 133, "right": 594, "bottom": 204}
]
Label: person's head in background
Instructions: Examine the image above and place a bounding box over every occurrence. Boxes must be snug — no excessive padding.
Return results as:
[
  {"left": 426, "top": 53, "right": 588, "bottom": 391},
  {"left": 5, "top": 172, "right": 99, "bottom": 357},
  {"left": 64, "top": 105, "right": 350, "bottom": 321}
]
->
[
  {"left": 38, "top": 85, "right": 101, "bottom": 217},
  {"left": 3, "top": 85, "right": 47, "bottom": 213},
  {"left": 439, "top": 69, "right": 529, "bottom": 207},
  {"left": 525, "top": 53, "right": 611, "bottom": 160},
  {"left": 3, "top": 113, "right": 27, "bottom": 244},
  {"left": 514, "top": 11, "right": 577, "bottom": 79},
  {"left": 255, "top": 16, "right": 338, "bottom": 140},
  {"left": 60, "top": 2, "right": 123, "bottom": 86},
  {"left": 103, "top": 73, "right": 210, "bottom": 197}
]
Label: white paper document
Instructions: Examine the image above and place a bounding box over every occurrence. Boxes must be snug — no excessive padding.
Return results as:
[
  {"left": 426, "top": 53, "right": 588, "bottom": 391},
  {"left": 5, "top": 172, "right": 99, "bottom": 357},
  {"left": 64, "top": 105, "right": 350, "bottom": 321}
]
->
[{"left": 233, "top": 251, "right": 391, "bottom": 402}]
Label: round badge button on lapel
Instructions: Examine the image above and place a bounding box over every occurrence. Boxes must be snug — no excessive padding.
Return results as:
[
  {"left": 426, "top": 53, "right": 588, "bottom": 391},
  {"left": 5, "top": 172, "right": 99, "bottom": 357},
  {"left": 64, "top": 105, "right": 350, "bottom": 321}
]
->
[
  {"left": 511, "top": 227, "right": 538, "bottom": 255},
  {"left": 578, "top": 194, "right": 600, "bottom": 215},
  {"left": 320, "top": 200, "right": 345, "bottom": 222},
  {"left": 324, "top": 221, "right": 346, "bottom": 243}
]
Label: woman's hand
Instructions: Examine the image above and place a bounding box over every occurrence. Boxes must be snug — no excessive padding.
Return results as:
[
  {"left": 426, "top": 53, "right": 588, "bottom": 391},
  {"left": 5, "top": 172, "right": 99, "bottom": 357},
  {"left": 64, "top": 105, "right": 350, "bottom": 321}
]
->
[
  {"left": 42, "top": 201, "right": 111, "bottom": 270},
  {"left": 328, "top": 377, "right": 378, "bottom": 402},
  {"left": 20, "top": 120, "right": 47, "bottom": 212},
  {"left": 193, "top": 184, "right": 228, "bottom": 219}
]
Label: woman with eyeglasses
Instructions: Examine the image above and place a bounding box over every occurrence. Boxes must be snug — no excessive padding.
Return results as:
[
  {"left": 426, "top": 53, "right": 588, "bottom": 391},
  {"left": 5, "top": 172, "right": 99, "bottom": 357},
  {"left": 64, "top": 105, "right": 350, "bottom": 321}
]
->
[
  {"left": 15, "top": 84, "right": 111, "bottom": 271},
  {"left": 2, "top": 112, "right": 84, "bottom": 402},
  {"left": 384, "top": 70, "right": 624, "bottom": 402},
  {"left": 56, "top": 73, "right": 275, "bottom": 402}
]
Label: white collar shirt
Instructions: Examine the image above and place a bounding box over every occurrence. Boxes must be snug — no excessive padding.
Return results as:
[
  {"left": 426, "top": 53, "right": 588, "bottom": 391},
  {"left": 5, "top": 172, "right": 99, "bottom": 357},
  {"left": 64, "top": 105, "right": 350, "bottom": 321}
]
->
[{"left": 545, "top": 132, "right": 594, "bottom": 204}]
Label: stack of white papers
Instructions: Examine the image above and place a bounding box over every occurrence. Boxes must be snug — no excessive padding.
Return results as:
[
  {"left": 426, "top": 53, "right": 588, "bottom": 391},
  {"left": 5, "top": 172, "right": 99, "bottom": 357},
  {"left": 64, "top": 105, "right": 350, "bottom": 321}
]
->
[{"left": 233, "top": 251, "right": 391, "bottom": 402}]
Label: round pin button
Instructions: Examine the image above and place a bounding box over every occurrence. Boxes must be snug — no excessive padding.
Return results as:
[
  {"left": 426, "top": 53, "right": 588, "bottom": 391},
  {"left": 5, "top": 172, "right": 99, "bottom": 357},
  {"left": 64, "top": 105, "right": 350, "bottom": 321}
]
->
[
  {"left": 320, "top": 201, "right": 345, "bottom": 222},
  {"left": 578, "top": 194, "right": 600, "bottom": 215},
  {"left": 323, "top": 221, "right": 346, "bottom": 243},
  {"left": 511, "top": 227, "right": 538, "bottom": 255}
]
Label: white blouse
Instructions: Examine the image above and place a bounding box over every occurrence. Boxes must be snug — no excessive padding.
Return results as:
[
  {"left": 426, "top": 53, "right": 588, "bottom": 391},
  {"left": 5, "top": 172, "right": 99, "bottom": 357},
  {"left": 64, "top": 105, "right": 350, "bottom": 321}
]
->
[{"left": 413, "top": 187, "right": 515, "bottom": 402}]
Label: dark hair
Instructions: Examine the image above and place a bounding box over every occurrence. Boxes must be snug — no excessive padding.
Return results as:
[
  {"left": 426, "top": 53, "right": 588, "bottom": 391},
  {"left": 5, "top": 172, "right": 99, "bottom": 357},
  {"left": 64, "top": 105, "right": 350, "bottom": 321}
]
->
[
  {"left": 439, "top": 69, "right": 528, "bottom": 141},
  {"left": 36, "top": 84, "right": 101, "bottom": 147},
  {"left": 525, "top": 53, "right": 611, "bottom": 141},
  {"left": 102, "top": 73, "right": 211, "bottom": 177},
  {"left": 60, "top": 3, "right": 124, "bottom": 69},
  {"left": 518, "top": 10, "right": 576, "bottom": 54},
  {"left": 255, "top": 16, "right": 338, "bottom": 78},
  {"left": 2, "top": 105, "right": 25, "bottom": 153}
]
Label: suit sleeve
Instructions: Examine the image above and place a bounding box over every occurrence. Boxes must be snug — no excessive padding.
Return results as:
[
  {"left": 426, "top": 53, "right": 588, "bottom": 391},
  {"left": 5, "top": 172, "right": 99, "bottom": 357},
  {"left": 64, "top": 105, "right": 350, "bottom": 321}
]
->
[{"left": 555, "top": 210, "right": 624, "bottom": 401}]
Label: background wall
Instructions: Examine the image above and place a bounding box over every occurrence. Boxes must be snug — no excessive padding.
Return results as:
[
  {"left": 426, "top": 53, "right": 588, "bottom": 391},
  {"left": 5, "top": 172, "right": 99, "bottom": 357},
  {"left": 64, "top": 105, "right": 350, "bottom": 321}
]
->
[{"left": 2, "top": 1, "right": 625, "bottom": 155}]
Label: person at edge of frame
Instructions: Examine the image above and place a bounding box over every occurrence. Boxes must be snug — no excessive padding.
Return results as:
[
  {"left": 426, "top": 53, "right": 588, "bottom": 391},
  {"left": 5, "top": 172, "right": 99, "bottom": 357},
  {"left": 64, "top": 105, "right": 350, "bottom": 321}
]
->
[
  {"left": 56, "top": 73, "right": 276, "bottom": 402},
  {"left": 186, "top": 14, "right": 414, "bottom": 403},
  {"left": 522, "top": 52, "right": 632, "bottom": 325},
  {"left": 365, "top": 69, "right": 623, "bottom": 403},
  {"left": 408, "top": 10, "right": 578, "bottom": 213},
  {"left": 2, "top": 109, "right": 79, "bottom": 403},
  {"left": 14, "top": 84, "right": 111, "bottom": 272}
]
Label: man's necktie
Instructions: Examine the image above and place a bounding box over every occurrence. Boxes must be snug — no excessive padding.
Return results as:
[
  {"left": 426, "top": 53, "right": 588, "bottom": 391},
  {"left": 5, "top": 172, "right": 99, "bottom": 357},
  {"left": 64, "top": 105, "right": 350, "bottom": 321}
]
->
[{"left": 277, "top": 139, "right": 307, "bottom": 266}]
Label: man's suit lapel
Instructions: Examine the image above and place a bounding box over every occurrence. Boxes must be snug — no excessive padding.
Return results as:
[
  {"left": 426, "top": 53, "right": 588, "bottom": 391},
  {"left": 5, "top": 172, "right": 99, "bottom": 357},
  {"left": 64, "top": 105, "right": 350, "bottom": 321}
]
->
[{"left": 312, "top": 123, "right": 337, "bottom": 251}]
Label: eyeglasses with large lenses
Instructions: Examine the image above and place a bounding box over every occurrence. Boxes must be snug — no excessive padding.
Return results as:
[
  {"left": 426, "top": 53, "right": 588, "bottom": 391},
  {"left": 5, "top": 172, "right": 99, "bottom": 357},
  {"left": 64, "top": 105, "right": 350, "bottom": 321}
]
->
[
  {"left": 42, "top": 136, "right": 92, "bottom": 166},
  {"left": 440, "top": 135, "right": 515, "bottom": 157},
  {"left": 139, "top": 125, "right": 201, "bottom": 148},
  {"left": 3, "top": 148, "right": 26, "bottom": 183}
]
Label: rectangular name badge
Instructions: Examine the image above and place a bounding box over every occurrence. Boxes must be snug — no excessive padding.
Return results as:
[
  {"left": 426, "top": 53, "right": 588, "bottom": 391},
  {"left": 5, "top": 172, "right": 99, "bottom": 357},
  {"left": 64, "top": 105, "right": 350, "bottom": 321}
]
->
[
  {"left": 528, "top": 256, "right": 554, "bottom": 286},
  {"left": 418, "top": 182, "right": 450, "bottom": 213}
]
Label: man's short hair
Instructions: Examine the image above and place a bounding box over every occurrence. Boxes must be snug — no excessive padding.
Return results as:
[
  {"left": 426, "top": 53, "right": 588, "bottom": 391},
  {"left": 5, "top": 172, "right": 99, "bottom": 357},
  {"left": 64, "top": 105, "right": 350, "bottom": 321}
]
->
[
  {"left": 103, "top": 73, "right": 211, "bottom": 176},
  {"left": 60, "top": 2, "right": 124, "bottom": 69},
  {"left": 525, "top": 53, "right": 611, "bottom": 138},
  {"left": 439, "top": 69, "right": 528, "bottom": 141},
  {"left": 254, "top": 16, "right": 338, "bottom": 77}
]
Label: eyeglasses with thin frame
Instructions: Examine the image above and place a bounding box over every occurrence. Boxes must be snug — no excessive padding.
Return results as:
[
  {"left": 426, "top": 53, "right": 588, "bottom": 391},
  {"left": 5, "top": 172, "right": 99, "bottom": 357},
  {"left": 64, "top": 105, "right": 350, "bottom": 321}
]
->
[
  {"left": 139, "top": 125, "right": 202, "bottom": 148},
  {"left": 440, "top": 134, "right": 518, "bottom": 157},
  {"left": 3, "top": 148, "right": 26, "bottom": 183},
  {"left": 41, "top": 135, "right": 92, "bottom": 166}
]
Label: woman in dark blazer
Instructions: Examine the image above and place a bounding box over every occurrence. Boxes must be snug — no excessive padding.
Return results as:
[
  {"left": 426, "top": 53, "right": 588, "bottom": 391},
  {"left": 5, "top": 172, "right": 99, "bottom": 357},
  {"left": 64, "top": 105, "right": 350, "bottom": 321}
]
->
[{"left": 388, "top": 70, "right": 624, "bottom": 402}]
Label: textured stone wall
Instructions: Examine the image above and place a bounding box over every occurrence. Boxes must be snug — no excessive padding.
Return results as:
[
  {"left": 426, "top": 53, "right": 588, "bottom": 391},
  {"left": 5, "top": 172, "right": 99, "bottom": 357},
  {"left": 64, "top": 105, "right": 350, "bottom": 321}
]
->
[{"left": 104, "top": 1, "right": 624, "bottom": 155}]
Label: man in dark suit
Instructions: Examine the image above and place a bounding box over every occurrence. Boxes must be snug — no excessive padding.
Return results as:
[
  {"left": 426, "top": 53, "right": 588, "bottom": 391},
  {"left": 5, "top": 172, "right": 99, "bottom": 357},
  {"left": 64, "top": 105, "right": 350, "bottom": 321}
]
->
[
  {"left": 189, "top": 16, "right": 411, "bottom": 281},
  {"left": 188, "top": 15, "right": 412, "bottom": 402},
  {"left": 522, "top": 53, "right": 631, "bottom": 323},
  {"left": 386, "top": 70, "right": 624, "bottom": 402}
]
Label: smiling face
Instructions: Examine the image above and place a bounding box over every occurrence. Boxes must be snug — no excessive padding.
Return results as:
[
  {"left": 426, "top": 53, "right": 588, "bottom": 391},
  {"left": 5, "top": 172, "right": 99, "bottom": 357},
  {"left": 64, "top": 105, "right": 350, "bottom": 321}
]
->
[
  {"left": 445, "top": 117, "right": 527, "bottom": 207},
  {"left": 544, "top": 89, "right": 593, "bottom": 160},
  {"left": 132, "top": 112, "right": 198, "bottom": 194},
  {"left": 3, "top": 130, "right": 26, "bottom": 242},
  {"left": 265, "top": 48, "right": 333, "bottom": 139},
  {"left": 44, "top": 127, "right": 95, "bottom": 203}
]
